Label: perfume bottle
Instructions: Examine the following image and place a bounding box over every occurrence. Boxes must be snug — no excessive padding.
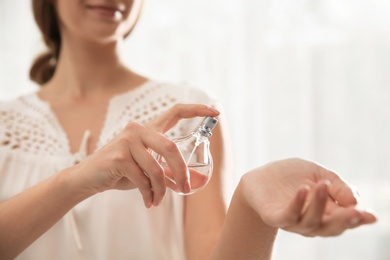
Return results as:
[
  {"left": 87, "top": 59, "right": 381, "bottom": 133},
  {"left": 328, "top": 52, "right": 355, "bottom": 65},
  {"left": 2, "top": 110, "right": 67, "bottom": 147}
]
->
[{"left": 155, "top": 116, "right": 218, "bottom": 195}]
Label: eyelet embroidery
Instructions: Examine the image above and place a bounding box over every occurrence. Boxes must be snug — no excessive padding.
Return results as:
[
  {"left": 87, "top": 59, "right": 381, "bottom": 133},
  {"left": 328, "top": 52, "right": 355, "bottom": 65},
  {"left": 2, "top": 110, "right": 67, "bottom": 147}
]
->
[
  {"left": 0, "top": 108, "right": 63, "bottom": 155},
  {"left": 0, "top": 83, "right": 188, "bottom": 156}
]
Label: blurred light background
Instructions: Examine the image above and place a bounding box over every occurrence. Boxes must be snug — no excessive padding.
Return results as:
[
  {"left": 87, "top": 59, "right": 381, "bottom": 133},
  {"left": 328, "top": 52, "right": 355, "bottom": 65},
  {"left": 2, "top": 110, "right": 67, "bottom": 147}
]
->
[{"left": 1, "top": 0, "right": 389, "bottom": 259}]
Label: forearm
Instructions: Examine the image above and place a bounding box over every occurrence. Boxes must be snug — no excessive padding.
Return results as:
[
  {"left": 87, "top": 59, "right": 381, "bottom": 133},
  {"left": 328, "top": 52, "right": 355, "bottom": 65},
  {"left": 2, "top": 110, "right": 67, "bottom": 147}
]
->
[
  {"left": 0, "top": 166, "right": 94, "bottom": 259},
  {"left": 210, "top": 180, "right": 278, "bottom": 260}
]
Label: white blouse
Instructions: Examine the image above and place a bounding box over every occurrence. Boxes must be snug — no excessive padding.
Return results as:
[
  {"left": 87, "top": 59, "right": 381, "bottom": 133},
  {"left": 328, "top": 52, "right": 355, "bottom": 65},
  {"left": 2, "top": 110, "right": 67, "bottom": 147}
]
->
[{"left": 0, "top": 81, "right": 216, "bottom": 260}]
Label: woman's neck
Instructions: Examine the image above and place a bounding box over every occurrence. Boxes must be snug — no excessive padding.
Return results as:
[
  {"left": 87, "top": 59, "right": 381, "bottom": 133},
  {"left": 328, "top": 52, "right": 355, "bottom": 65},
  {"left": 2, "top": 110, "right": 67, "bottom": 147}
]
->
[{"left": 43, "top": 36, "right": 137, "bottom": 99}]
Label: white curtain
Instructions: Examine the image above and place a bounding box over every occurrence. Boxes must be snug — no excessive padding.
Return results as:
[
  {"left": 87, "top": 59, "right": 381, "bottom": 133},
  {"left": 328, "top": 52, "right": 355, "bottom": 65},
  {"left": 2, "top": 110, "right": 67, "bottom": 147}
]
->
[{"left": 1, "top": 1, "right": 389, "bottom": 259}]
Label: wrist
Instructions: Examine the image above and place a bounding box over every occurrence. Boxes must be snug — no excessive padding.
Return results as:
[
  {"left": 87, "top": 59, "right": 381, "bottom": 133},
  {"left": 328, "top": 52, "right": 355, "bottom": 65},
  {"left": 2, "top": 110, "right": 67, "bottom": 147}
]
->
[
  {"left": 235, "top": 178, "right": 279, "bottom": 258},
  {"left": 56, "top": 164, "right": 97, "bottom": 204},
  {"left": 210, "top": 178, "right": 278, "bottom": 260},
  {"left": 235, "top": 177, "right": 279, "bottom": 234}
]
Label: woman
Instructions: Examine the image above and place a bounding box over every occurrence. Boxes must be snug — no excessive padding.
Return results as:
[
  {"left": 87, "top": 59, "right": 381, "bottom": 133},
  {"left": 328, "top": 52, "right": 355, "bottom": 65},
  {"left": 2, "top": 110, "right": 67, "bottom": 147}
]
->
[{"left": 0, "top": 0, "right": 376, "bottom": 259}]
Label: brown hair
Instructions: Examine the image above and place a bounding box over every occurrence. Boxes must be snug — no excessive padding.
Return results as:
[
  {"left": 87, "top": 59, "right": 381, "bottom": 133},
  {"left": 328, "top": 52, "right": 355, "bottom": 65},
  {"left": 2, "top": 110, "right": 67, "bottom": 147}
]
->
[
  {"left": 29, "top": 0, "right": 143, "bottom": 85},
  {"left": 30, "top": 0, "right": 61, "bottom": 85}
]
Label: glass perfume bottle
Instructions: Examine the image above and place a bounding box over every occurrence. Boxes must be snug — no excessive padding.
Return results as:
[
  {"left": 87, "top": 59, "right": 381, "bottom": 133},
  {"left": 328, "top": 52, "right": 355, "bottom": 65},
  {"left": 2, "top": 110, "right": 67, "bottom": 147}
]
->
[{"left": 155, "top": 116, "right": 218, "bottom": 195}]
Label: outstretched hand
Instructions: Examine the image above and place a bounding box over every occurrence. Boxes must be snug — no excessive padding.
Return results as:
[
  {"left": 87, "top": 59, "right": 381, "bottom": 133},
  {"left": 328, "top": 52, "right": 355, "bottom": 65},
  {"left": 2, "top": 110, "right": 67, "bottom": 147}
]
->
[{"left": 241, "top": 158, "right": 376, "bottom": 237}]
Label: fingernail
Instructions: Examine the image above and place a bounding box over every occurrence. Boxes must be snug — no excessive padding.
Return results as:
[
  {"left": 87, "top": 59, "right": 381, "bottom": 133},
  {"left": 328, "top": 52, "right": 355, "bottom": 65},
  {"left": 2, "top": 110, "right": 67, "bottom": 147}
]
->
[
  {"left": 299, "top": 186, "right": 310, "bottom": 200},
  {"left": 352, "top": 188, "right": 360, "bottom": 203},
  {"left": 183, "top": 179, "right": 191, "bottom": 194},
  {"left": 318, "top": 186, "right": 328, "bottom": 200},
  {"left": 350, "top": 217, "right": 360, "bottom": 226},
  {"left": 365, "top": 208, "right": 379, "bottom": 222},
  {"left": 207, "top": 106, "right": 220, "bottom": 114}
]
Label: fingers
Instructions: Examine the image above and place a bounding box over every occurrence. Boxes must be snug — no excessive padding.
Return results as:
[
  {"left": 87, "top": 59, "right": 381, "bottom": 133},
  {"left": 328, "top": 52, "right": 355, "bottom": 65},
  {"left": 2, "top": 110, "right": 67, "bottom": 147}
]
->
[
  {"left": 111, "top": 136, "right": 156, "bottom": 208},
  {"left": 320, "top": 167, "right": 359, "bottom": 207},
  {"left": 125, "top": 156, "right": 154, "bottom": 208},
  {"left": 282, "top": 181, "right": 377, "bottom": 237},
  {"left": 307, "top": 207, "right": 364, "bottom": 237},
  {"left": 165, "top": 176, "right": 180, "bottom": 193},
  {"left": 139, "top": 127, "right": 191, "bottom": 194},
  {"left": 313, "top": 207, "right": 376, "bottom": 237},
  {"left": 275, "top": 185, "right": 309, "bottom": 228},
  {"left": 358, "top": 210, "right": 377, "bottom": 225},
  {"left": 153, "top": 141, "right": 191, "bottom": 194},
  {"left": 281, "top": 182, "right": 328, "bottom": 233},
  {"left": 147, "top": 103, "right": 220, "bottom": 133},
  {"left": 129, "top": 143, "right": 167, "bottom": 207},
  {"left": 124, "top": 122, "right": 191, "bottom": 194},
  {"left": 298, "top": 181, "right": 329, "bottom": 233}
]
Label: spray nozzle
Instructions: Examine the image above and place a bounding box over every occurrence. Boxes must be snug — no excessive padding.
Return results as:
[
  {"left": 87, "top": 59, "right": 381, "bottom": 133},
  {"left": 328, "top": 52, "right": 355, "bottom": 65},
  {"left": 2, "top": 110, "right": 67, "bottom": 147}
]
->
[{"left": 198, "top": 116, "right": 218, "bottom": 137}]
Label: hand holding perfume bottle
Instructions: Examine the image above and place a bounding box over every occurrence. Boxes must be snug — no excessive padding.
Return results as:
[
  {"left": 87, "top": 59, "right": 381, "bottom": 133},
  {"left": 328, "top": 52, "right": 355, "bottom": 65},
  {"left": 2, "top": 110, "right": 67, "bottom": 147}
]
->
[{"left": 154, "top": 116, "right": 218, "bottom": 195}]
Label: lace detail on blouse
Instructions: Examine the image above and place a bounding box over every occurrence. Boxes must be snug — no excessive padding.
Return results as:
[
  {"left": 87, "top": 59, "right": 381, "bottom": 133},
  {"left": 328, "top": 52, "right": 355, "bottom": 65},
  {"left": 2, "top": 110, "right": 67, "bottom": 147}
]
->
[{"left": 0, "top": 96, "right": 66, "bottom": 156}]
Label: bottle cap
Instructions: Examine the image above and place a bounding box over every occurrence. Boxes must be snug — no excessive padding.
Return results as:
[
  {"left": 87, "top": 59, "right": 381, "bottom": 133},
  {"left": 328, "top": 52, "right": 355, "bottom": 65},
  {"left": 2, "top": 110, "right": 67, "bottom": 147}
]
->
[{"left": 202, "top": 116, "right": 218, "bottom": 132}]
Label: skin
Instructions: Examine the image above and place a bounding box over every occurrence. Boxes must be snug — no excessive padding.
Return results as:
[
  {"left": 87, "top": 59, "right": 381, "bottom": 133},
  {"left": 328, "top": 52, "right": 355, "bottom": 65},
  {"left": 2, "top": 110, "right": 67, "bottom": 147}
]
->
[{"left": 0, "top": 1, "right": 377, "bottom": 259}]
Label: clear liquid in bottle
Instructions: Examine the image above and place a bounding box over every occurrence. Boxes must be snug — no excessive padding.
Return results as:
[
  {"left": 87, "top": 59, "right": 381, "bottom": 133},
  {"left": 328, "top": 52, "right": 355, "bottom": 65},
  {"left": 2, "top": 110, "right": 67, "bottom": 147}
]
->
[{"left": 155, "top": 116, "right": 218, "bottom": 195}]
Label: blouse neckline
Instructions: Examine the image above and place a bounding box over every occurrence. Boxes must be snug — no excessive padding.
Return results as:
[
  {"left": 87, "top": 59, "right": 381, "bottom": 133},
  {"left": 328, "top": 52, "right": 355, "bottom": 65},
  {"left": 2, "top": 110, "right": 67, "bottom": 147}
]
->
[{"left": 28, "top": 80, "right": 154, "bottom": 158}]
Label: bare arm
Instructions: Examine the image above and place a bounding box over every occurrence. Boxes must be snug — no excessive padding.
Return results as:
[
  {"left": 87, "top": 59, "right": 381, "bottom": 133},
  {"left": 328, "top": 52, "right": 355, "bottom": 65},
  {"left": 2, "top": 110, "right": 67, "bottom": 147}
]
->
[
  {"left": 184, "top": 113, "right": 229, "bottom": 259},
  {"left": 209, "top": 158, "right": 377, "bottom": 260},
  {"left": 0, "top": 166, "right": 92, "bottom": 259},
  {"left": 210, "top": 182, "right": 278, "bottom": 260}
]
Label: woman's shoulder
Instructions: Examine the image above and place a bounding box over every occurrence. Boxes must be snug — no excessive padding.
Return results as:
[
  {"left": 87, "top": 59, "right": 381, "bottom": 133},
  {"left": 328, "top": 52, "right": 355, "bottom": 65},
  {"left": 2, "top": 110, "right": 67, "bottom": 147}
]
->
[
  {"left": 0, "top": 92, "right": 52, "bottom": 131},
  {"left": 0, "top": 96, "right": 19, "bottom": 110},
  {"left": 114, "top": 79, "right": 218, "bottom": 114},
  {"left": 156, "top": 80, "right": 211, "bottom": 94},
  {"left": 0, "top": 92, "right": 40, "bottom": 116},
  {"left": 148, "top": 80, "right": 218, "bottom": 105},
  {"left": 0, "top": 92, "right": 67, "bottom": 156},
  {"left": 0, "top": 94, "right": 27, "bottom": 113}
]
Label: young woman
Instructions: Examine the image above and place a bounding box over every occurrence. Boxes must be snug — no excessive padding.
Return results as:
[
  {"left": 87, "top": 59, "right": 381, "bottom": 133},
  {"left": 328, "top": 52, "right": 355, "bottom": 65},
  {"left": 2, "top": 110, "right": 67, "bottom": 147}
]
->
[{"left": 0, "top": 1, "right": 376, "bottom": 259}]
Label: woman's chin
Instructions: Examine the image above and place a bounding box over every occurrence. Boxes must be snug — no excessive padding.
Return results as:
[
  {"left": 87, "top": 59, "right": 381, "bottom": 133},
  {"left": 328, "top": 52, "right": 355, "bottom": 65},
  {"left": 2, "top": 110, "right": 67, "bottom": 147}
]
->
[{"left": 76, "top": 28, "right": 125, "bottom": 45}]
